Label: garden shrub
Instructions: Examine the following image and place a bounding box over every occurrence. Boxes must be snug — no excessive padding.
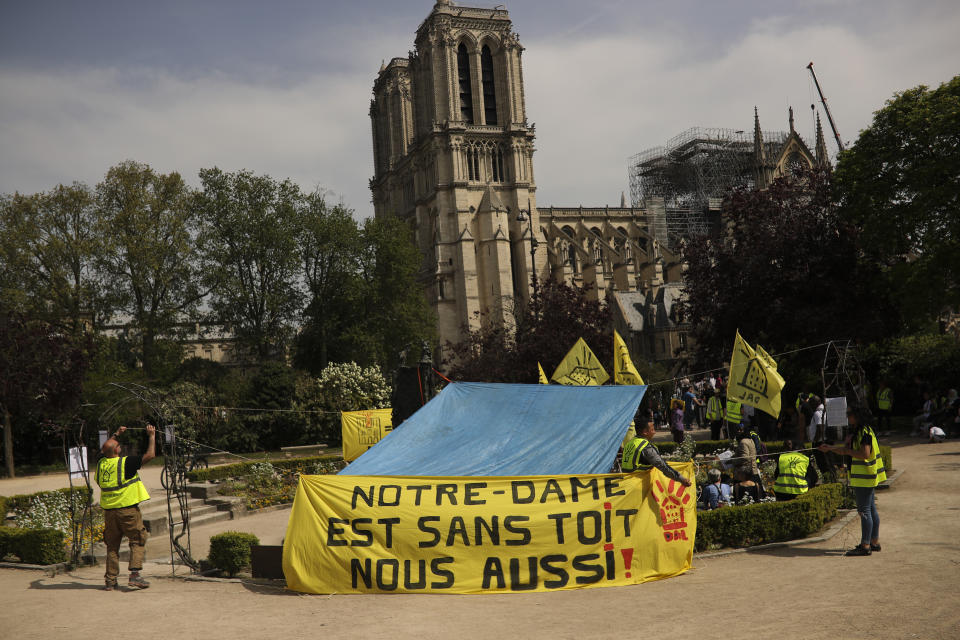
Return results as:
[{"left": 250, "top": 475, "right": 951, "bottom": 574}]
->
[
  {"left": 188, "top": 454, "right": 344, "bottom": 482},
  {"left": 208, "top": 531, "right": 260, "bottom": 577},
  {"left": 695, "top": 482, "right": 843, "bottom": 551},
  {"left": 657, "top": 440, "right": 893, "bottom": 473},
  {"left": 0, "top": 526, "right": 67, "bottom": 564},
  {"left": 5, "top": 486, "right": 92, "bottom": 514}
]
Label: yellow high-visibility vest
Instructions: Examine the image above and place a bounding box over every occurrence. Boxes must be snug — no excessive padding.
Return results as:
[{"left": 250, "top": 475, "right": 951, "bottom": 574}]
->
[
  {"left": 96, "top": 456, "right": 150, "bottom": 509},
  {"left": 877, "top": 388, "right": 892, "bottom": 411},
  {"left": 725, "top": 400, "right": 742, "bottom": 424},
  {"left": 705, "top": 396, "right": 723, "bottom": 421},
  {"left": 621, "top": 437, "right": 652, "bottom": 472},
  {"left": 849, "top": 427, "right": 883, "bottom": 488},
  {"left": 773, "top": 452, "right": 810, "bottom": 494}
]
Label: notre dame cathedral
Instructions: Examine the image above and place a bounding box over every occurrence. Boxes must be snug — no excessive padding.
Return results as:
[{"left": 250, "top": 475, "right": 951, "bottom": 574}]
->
[{"left": 369, "top": 1, "right": 826, "bottom": 363}]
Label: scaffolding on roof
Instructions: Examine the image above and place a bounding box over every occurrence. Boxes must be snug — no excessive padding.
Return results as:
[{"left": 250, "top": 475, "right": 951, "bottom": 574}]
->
[{"left": 628, "top": 127, "right": 789, "bottom": 244}]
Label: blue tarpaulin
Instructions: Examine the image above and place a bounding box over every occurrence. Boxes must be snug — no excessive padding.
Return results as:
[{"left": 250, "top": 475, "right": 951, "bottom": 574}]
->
[{"left": 339, "top": 382, "right": 646, "bottom": 476}]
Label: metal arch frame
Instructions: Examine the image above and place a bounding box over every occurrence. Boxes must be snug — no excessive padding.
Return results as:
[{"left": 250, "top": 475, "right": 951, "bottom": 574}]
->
[
  {"left": 818, "top": 340, "right": 867, "bottom": 442},
  {"left": 98, "top": 382, "right": 199, "bottom": 575}
]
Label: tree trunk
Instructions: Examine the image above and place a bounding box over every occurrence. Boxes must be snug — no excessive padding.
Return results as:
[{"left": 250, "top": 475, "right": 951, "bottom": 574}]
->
[{"left": 3, "top": 406, "right": 14, "bottom": 478}]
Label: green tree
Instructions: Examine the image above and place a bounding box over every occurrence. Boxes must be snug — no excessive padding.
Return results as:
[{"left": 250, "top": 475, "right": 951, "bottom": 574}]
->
[
  {"left": 2, "top": 184, "right": 105, "bottom": 332},
  {"left": 195, "top": 168, "right": 304, "bottom": 360},
  {"left": 447, "top": 279, "right": 611, "bottom": 383},
  {"left": 295, "top": 214, "right": 434, "bottom": 372},
  {"left": 294, "top": 362, "right": 391, "bottom": 447},
  {"left": 680, "top": 169, "right": 889, "bottom": 366},
  {"left": 295, "top": 192, "right": 363, "bottom": 371},
  {"left": 0, "top": 312, "right": 91, "bottom": 476},
  {"left": 95, "top": 161, "right": 203, "bottom": 376},
  {"left": 0, "top": 192, "right": 38, "bottom": 312},
  {"left": 834, "top": 75, "right": 960, "bottom": 329},
  {"left": 355, "top": 216, "right": 436, "bottom": 369}
]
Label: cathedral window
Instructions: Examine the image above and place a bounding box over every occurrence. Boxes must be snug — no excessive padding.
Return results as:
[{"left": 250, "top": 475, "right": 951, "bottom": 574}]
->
[
  {"left": 491, "top": 146, "right": 505, "bottom": 182},
  {"left": 567, "top": 244, "right": 578, "bottom": 273},
  {"left": 457, "top": 44, "right": 474, "bottom": 124},
  {"left": 481, "top": 45, "right": 497, "bottom": 126},
  {"left": 467, "top": 146, "right": 480, "bottom": 181}
]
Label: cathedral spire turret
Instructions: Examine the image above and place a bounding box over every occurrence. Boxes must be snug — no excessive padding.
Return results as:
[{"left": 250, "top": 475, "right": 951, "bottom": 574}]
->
[
  {"left": 788, "top": 105, "right": 795, "bottom": 133},
  {"left": 753, "top": 107, "right": 770, "bottom": 189},
  {"left": 815, "top": 112, "right": 829, "bottom": 169}
]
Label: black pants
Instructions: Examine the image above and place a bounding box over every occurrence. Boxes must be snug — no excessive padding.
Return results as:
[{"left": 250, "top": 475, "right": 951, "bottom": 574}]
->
[{"left": 710, "top": 420, "right": 723, "bottom": 440}]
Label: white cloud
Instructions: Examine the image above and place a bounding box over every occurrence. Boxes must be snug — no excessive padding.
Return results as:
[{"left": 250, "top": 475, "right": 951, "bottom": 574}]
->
[
  {"left": 1, "top": 1, "right": 957, "bottom": 219},
  {"left": 524, "top": 3, "right": 960, "bottom": 206}
]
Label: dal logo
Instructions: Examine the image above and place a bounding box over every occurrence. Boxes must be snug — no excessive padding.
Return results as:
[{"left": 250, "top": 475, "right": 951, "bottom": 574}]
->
[
  {"left": 359, "top": 414, "right": 383, "bottom": 445},
  {"left": 651, "top": 477, "right": 691, "bottom": 542}
]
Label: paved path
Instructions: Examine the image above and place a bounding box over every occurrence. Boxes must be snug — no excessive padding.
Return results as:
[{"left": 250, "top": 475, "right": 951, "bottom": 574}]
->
[{"left": 2, "top": 437, "right": 958, "bottom": 640}]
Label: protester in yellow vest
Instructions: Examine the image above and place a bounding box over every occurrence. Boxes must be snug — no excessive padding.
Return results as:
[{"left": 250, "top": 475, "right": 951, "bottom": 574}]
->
[
  {"left": 875, "top": 380, "right": 893, "bottom": 431},
  {"left": 818, "top": 407, "right": 882, "bottom": 556},
  {"left": 96, "top": 424, "right": 155, "bottom": 590},
  {"left": 772, "top": 439, "right": 818, "bottom": 501},
  {"left": 621, "top": 420, "right": 691, "bottom": 487},
  {"left": 705, "top": 393, "right": 724, "bottom": 440},
  {"left": 725, "top": 397, "right": 742, "bottom": 431}
]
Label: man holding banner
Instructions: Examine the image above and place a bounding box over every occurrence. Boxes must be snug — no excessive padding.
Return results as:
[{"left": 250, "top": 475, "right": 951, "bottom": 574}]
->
[{"left": 622, "top": 420, "right": 691, "bottom": 488}]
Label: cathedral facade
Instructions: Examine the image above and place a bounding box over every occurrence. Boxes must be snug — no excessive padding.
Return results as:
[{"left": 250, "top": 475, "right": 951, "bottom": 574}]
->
[{"left": 370, "top": 1, "right": 823, "bottom": 362}]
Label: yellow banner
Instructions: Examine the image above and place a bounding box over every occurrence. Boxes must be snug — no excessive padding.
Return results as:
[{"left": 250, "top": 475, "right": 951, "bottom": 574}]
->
[
  {"left": 283, "top": 465, "right": 695, "bottom": 594},
  {"left": 728, "top": 331, "right": 785, "bottom": 418},
  {"left": 551, "top": 337, "right": 610, "bottom": 386},
  {"left": 614, "top": 330, "right": 644, "bottom": 385},
  {"left": 538, "top": 362, "right": 549, "bottom": 385},
  {"left": 340, "top": 409, "right": 393, "bottom": 462}
]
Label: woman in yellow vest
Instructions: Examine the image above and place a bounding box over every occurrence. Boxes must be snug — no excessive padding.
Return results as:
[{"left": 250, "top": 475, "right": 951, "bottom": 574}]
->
[
  {"left": 818, "top": 407, "right": 882, "bottom": 556},
  {"left": 96, "top": 424, "right": 155, "bottom": 590}
]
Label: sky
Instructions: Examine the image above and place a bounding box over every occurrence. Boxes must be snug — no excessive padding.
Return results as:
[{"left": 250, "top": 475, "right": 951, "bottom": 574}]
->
[{"left": 2, "top": 0, "right": 958, "bottom": 219}]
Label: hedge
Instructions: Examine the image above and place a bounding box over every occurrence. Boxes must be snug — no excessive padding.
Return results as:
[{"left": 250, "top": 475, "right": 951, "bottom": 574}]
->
[
  {"left": 657, "top": 439, "right": 893, "bottom": 473},
  {"left": 0, "top": 526, "right": 67, "bottom": 564},
  {"left": 187, "top": 454, "right": 343, "bottom": 483},
  {"left": 694, "top": 483, "right": 844, "bottom": 551},
  {"left": 208, "top": 531, "right": 260, "bottom": 577},
  {"left": 2, "top": 486, "right": 93, "bottom": 515}
]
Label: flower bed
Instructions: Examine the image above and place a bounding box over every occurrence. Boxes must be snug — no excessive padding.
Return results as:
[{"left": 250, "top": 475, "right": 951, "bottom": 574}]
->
[
  {"left": 214, "top": 459, "right": 347, "bottom": 510},
  {"left": 1, "top": 486, "right": 102, "bottom": 564},
  {"left": 186, "top": 454, "right": 344, "bottom": 483}
]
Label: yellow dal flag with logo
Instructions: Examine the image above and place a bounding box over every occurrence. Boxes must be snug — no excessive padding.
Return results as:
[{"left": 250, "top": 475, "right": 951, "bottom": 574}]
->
[
  {"left": 727, "top": 331, "right": 785, "bottom": 418},
  {"left": 538, "top": 362, "right": 549, "bottom": 385},
  {"left": 341, "top": 409, "right": 393, "bottom": 462},
  {"left": 551, "top": 338, "right": 610, "bottom": 386},
  {"left": 283, "top": 465, "right": 695, "bottom": 594},
  {"left": 613, "top": 330, "right": 644, "bottom": 385}
]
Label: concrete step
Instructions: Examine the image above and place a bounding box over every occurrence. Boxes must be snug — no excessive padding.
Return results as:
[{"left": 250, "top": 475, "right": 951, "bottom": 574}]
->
[{"left": 93, "top": 501, "right": 239, "bottom": 563}]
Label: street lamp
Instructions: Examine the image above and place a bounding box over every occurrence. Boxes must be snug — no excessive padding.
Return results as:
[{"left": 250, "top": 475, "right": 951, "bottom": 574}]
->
[{"left": 515, "top": 200, "right": 538, "bottom": 298}]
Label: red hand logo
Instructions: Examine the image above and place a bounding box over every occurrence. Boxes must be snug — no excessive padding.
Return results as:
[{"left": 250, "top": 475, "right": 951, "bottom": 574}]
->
[{"left": 651, "top": 476, "right": 692, "bottom": 542}]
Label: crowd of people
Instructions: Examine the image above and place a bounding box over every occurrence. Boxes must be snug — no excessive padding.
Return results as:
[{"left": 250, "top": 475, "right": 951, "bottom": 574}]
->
[{"left": 635, "top": 370, "right": 960, "bottom": 557}]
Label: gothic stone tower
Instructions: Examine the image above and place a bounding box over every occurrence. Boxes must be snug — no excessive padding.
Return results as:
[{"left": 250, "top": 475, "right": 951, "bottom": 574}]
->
[{"left": 369, "top": 1, "right": 542, "bottom": 352}]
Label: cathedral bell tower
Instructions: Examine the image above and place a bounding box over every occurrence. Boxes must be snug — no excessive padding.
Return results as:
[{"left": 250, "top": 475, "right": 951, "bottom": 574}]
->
[{"left": 369, "top": 1, "right": 542, "bottom": 352}]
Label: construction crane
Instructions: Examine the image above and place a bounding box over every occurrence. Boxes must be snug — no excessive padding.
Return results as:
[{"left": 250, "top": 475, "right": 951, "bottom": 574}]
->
[{"left": 806, "top": 61, "right": 845, "bottom": 152}]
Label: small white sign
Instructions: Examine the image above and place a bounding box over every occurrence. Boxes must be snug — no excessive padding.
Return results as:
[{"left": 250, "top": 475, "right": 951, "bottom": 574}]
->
[
  {"left": 98, "top": 430, "right": 109, "bottom": 448},
  {"left": 825, "top": 396, "right": 848, "bottom": 427},
  {"left": 68, "top": 446, "right": 88, "bottom": 480},
  {"left": 165, "top": 425, "right": 175, "bottom": 444}
]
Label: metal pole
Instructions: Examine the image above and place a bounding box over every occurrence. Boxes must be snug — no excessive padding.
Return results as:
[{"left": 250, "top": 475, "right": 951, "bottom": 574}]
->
[{"left": 806, "top": 62, "right": 845, "bottom": 152}]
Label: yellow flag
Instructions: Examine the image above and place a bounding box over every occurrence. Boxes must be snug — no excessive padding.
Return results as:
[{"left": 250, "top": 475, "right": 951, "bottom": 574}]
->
[
  {"left": 551, "top": 338, "right": 610, "bottom": 386},
  {"left": 614, "top": 330, "right": 644, "bottom": 385},
  {"left": 728, "top": 331, "right": 785, "bottom": 418},
  {"left": 340, "top": 409, "right": 393, "bottom": 462},
  {"left": 538, "top": 362, "right": 549, "bottom": 384}
]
